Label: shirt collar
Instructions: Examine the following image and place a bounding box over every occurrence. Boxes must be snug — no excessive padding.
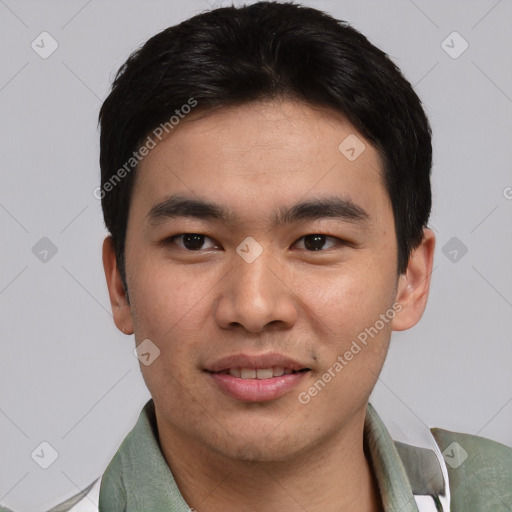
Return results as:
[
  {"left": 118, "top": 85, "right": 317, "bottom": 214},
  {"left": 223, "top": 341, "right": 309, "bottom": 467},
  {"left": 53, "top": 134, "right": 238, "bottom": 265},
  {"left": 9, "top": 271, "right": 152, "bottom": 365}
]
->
[
  {"left": 99, "top": 400, "right": 421, "bottom": 512},
  {"left": 364, "top": 403, "right": 420, "bottom": 512}
]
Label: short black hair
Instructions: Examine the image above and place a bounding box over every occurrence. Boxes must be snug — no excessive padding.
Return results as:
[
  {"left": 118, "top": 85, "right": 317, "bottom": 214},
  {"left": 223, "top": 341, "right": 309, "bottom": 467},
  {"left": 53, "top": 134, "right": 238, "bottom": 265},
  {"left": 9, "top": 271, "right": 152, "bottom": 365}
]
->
[{"left": 98, "top": 1, "right": 432, "bottom": 293}]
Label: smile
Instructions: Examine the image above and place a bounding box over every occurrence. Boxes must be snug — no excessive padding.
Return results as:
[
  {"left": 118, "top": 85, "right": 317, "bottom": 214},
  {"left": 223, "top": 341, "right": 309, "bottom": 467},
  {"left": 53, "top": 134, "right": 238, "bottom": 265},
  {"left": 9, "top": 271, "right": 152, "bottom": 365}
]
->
[{"left": 212, "top": 367, "right": 310, "bottom": 379}]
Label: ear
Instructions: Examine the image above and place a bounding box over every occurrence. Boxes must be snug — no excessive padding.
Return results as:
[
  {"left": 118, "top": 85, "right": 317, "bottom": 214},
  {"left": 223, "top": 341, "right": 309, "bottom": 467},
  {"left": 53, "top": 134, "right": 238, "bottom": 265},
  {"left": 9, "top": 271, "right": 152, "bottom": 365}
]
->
[
  {"left": 102, "top": 236, "right": 134, "bottom": 335},
  {"left": 391, "top": 228, "right": 436, "bottom": 331}
]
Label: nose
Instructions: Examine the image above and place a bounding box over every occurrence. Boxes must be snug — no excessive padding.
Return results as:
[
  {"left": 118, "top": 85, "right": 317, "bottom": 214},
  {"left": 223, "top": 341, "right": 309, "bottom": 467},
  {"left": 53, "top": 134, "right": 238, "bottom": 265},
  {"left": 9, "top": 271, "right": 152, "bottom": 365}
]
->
[{"left": 214, "top": 249, "right": 298, "bottom": 333}]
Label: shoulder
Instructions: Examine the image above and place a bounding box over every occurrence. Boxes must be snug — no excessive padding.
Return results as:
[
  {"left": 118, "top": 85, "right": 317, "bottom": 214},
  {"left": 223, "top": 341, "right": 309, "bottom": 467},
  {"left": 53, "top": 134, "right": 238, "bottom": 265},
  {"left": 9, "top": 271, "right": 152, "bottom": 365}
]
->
[
  {"left": 395, "top": 427, "right": 512, "bottom": 511},
  {"left": 430, "top": 427, "right": 512, "bottom": 510}
]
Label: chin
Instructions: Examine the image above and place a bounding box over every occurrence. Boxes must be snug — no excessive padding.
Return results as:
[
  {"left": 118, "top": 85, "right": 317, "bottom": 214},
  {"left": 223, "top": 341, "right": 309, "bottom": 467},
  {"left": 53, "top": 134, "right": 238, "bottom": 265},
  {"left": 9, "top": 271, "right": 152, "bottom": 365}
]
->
[
  {"left": 226, "top": 440, "right": 302, "bottom": 463},
  {"left": 203, "top": 425, "right": 312, "bottom": 463}
]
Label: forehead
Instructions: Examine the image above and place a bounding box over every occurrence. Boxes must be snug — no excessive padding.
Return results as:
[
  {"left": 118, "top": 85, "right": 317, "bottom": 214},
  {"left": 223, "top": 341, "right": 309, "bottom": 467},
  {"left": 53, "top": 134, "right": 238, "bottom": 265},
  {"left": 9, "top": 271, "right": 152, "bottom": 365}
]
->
[
  {"left": 131, "top": 99, "right": 390, "bottom": 226},
  {"left": 143, "top": 99, "right": 380, "bottom": 168}
]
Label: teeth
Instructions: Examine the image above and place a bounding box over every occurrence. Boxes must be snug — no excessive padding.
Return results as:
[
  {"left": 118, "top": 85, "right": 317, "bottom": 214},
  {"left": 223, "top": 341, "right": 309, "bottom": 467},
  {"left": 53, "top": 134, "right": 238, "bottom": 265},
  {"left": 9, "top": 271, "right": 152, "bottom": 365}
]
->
[
  {"left": 227, "top": 367, "right": 296, "bottom": 379},
  {"left": 256, "top": 368, "right": 273, "bottom": 379},
  {"left": 240, "top": 368, "right": 257, "bottom": 379}
]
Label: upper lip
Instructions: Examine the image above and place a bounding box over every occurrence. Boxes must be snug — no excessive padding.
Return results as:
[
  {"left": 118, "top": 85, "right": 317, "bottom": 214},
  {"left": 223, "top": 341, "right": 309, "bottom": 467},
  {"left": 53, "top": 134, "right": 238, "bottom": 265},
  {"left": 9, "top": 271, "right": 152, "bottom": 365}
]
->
[{"left": 205, "top": 352, "right": 309, "bottom": 372}]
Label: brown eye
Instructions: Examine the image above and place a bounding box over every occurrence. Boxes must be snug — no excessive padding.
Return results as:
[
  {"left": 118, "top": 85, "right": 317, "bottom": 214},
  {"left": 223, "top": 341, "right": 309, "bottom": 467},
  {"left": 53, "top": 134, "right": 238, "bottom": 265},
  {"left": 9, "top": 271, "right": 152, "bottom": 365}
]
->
[
  {"left": 304, "top": 234, "right": 326, "bottom": 251},
  {"left": 182, "top": 234, "right": 205, "bottom": 250},
  {"left": 166, "top": 233, "right": 219, "bottom": 251},
  {"left": 295, "top": 234, "right": 338, "bottom": 251}
]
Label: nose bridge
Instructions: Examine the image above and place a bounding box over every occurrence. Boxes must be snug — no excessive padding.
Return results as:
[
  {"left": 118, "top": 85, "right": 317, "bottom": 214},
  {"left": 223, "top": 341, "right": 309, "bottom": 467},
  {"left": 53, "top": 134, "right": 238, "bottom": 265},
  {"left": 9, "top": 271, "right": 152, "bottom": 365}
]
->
[
  {"left": 233, "top": 246, "right": 279, "bottom": 308},
  {"left": 215, "top": 244, "right": 297, "bottom": 332}
]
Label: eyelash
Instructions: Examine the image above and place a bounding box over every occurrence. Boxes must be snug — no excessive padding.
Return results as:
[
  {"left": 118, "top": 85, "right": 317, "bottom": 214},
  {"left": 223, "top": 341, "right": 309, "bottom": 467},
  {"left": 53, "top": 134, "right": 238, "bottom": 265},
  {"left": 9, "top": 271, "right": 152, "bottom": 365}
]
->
[{"left": 163, "top": 233, "right": 345, "bottom": 252}]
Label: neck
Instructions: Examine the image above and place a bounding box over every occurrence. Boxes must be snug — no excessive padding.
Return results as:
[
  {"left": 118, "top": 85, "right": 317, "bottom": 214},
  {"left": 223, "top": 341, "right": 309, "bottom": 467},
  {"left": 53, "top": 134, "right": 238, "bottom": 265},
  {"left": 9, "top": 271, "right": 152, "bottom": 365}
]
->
[{"left": 156, "top": 406, "right": 382, "bottom": 512}]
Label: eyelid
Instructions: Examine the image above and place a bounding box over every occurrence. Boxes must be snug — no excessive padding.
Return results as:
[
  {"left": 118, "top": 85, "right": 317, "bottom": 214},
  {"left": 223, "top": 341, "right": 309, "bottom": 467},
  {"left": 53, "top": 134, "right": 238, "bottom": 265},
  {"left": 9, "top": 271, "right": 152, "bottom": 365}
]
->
[
  {"left": 292, "top": 234, "right": 342, "bottom": 251},
  {"left": 165, "top": 233, "right": 220, "bottom": 250},
  {"left": 162, "top": 233, "right": 347, "bottom": 251}
]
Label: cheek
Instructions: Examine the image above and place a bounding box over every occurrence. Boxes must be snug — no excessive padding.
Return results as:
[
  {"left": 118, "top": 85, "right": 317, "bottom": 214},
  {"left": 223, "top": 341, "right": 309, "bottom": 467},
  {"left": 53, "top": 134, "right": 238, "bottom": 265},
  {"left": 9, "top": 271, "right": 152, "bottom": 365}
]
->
[
  {"left": 133, "top": 291, "right": 206, "bottom": 409},
  {"left": 128, "top": 254, "right": 218, "bottom": 337},
  {"left": 300, "top": 270, "right": 394, "bottom": 411},
  {"left": 128, "top": 256, "right": 218, "bottom": 383},
  {"left": 297, "top": 261, "right": 396, "bottom": 341}
]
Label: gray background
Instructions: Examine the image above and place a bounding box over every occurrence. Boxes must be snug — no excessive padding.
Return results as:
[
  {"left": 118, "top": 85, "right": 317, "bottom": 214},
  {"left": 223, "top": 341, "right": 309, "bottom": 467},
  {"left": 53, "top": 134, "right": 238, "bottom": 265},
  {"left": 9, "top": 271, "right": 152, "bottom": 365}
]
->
[{"left": 0, "top": 0, "right": 511, "bottom": 510}]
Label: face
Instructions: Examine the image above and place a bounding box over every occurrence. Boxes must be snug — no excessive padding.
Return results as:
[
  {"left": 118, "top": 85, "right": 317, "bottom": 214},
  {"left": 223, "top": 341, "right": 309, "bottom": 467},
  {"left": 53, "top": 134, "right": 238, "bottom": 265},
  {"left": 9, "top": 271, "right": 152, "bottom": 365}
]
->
[{"left": 104, "top": 98, "right": 434, "bottom": 463}]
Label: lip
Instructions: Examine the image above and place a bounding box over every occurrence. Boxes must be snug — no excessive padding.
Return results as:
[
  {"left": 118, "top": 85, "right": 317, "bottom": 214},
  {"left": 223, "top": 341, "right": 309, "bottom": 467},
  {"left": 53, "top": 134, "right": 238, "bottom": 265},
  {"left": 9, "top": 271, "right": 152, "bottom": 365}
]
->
[
  {"left": 208, "top": 371, "right": 309, "bottom": 402},
  {"left": 204, "top": 352, "right": 308, "bottom": 373},
  {"left": 204, "top": 352, "right": 311, "bottom": 402}
]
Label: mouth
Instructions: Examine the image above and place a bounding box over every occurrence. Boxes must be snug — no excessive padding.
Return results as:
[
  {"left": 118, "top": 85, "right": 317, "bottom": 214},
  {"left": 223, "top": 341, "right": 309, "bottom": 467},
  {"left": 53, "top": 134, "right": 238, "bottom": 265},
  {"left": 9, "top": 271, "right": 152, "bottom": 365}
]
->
[
  {"left": 207, "top": 367, "right": 311, "bottom": 379},
  {"left": 204, "top": 353, "right": 312, "bottom": 402}
]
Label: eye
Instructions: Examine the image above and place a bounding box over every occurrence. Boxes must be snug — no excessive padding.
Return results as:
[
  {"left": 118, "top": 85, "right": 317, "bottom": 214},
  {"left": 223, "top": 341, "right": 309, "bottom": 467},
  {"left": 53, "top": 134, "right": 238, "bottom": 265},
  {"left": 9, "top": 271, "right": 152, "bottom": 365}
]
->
[
  {"left": 293, "top": 234, "right": 340, "bottom": 251},
  {"left": 165, "top": 233, "right": 220, "bottom": 251}
]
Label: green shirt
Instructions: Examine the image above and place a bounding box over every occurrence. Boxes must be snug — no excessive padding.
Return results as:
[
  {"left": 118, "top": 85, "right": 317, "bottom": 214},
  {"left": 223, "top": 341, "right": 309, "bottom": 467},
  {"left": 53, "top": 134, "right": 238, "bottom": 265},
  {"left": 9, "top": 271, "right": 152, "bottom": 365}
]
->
[
  {"left": 2, "top": 400, "right": 510, "bottom": 511},
  {"left": 98, "top": 400, "right": 512, "bottom": 511}
]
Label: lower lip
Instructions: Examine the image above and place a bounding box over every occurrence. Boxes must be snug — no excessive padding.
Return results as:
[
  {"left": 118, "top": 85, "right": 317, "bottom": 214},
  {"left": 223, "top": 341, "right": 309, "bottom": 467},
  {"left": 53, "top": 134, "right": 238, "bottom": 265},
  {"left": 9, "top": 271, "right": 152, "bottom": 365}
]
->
[{"left": 208, "top": 371, "right": 309, "bottom": 402}]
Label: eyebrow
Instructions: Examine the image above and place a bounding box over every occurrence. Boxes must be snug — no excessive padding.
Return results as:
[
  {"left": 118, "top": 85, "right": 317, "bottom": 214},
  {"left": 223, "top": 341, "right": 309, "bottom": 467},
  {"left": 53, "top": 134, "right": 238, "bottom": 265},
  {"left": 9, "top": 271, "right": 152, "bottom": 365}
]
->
[{"left": 146, "top": 194, "right": 370, "bottom": 228}]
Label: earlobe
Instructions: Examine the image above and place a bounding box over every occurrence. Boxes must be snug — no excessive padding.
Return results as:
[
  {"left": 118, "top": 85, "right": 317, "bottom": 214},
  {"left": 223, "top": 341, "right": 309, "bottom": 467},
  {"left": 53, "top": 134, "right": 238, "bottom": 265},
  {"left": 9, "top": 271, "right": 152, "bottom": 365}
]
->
[
  {"left": 391, "top": 228, "right": 436, "bottom": 332},
  {"left": 102, "top": 236, "right": 134, "bottom": 335}
]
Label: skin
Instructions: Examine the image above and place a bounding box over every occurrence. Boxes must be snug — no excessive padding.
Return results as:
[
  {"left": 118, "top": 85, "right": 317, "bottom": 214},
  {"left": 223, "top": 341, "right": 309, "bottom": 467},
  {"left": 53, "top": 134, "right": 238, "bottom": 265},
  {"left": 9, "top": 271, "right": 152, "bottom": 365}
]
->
[{"left": 103, "top": 98, "right": 435, "bottom": 512}]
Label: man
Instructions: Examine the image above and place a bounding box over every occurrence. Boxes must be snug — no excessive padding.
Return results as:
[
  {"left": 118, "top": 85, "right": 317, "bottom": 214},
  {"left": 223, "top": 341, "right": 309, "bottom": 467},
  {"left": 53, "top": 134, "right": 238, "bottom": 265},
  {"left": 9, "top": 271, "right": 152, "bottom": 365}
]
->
[{"left": 9, "top": 2, "right": 508, "bottom": 511}]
